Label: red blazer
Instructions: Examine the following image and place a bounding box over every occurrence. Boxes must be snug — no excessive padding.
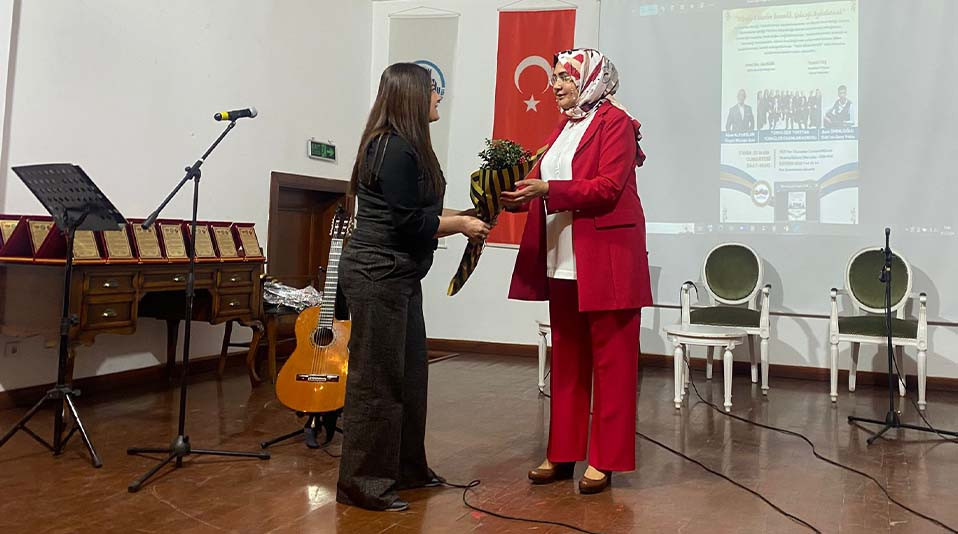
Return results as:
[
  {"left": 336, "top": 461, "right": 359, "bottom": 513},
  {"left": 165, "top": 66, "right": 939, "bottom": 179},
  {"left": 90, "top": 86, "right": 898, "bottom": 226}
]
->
[{"left": 508, "top": 103, "right": 653, "bottom": 312}]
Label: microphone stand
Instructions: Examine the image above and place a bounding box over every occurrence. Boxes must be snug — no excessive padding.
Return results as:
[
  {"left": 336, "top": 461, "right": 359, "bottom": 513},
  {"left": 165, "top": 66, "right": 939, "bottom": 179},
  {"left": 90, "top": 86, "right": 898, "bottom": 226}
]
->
[
  {"left": 126, "top": 119, "right": 269, "bottom": 492},
  {"left": 847, "top": 228, "right": 958, "bottom": 443}
]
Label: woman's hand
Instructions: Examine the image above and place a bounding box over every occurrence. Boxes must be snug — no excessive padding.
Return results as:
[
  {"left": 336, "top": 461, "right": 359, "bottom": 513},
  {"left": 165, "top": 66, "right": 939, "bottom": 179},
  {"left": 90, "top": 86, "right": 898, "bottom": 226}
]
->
[
  {"left": 458, "top": 215, "right": 491, "bottom": 242},
  {"left": 500, "top": 179, "right": 549, "bottom": 207}
]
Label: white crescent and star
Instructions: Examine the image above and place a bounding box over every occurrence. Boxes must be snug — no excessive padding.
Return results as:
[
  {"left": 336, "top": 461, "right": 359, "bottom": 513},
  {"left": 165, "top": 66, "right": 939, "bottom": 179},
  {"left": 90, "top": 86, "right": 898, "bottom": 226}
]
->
[{"left": 513, "top": 55, "right": 552, "bottom": 112}]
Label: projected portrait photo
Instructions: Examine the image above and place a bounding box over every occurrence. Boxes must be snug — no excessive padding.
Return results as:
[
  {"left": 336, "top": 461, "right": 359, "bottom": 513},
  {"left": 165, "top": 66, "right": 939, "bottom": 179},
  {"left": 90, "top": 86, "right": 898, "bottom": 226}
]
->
[
  {"left": 824, "top": 84, "right": 855, "bottom": 128},
  {"left": 725, "top": 88, "right": 755, "bottom": 132}
]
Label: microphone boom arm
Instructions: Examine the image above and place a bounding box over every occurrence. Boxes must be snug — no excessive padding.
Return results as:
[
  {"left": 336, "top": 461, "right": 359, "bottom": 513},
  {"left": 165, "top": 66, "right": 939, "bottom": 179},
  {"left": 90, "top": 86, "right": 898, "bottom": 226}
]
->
[{"left": 142, "top": 119, "right": 237, "bottom": 229}]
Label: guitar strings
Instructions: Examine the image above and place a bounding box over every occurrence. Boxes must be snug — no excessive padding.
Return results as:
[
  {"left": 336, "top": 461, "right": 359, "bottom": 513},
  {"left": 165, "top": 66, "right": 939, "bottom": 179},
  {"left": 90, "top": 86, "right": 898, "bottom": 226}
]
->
[{"left": 310, "top": 311, "right": 323, "bottom": 376}]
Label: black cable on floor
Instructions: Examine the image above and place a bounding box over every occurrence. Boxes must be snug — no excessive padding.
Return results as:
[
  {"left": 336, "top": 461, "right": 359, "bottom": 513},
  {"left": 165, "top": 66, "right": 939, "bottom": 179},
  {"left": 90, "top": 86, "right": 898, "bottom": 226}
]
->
[
  {"left": 436, "top": 477, "right": 602, "bottom": 534},
  {"left": 418, "top": 353, "right": 602, "bottom": 533},
  {"left": 633, "top": 428, "right": 821, "bottom": 532},
  {"left": 681, "top": 355, "right": 958, "bottom": 534},
  {"left": 540, "top": 388, "right": 818, "bottom": 533}
]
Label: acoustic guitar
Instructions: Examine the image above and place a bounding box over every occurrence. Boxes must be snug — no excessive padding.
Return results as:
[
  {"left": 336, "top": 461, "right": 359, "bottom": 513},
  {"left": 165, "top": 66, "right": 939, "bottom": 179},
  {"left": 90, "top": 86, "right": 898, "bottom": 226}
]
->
[{"left": 275, "top": 208, "right": 351, "bottom": 414}]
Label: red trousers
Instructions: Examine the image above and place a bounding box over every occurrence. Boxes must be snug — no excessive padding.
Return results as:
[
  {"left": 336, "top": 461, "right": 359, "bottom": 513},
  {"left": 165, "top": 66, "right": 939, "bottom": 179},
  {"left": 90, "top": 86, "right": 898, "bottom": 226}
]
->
[{"left": 547, "top": 278, "right": 640, "bottom": 472}]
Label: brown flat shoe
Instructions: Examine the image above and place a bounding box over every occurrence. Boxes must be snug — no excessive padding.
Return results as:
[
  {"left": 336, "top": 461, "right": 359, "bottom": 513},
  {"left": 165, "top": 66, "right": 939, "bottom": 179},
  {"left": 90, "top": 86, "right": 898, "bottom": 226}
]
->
[
  {"left": 528, "top": 462, "right": 575, "bottom": 484},
  {"left": 578, "top": 471, "right": 611, "bottom": 494}
]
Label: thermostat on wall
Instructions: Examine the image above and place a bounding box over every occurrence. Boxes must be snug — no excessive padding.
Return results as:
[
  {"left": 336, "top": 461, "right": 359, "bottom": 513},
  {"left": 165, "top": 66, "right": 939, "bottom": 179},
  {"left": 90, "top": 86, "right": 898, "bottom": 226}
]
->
[{"left": 308, "top": 138, "right": 337, "bottom": 162}]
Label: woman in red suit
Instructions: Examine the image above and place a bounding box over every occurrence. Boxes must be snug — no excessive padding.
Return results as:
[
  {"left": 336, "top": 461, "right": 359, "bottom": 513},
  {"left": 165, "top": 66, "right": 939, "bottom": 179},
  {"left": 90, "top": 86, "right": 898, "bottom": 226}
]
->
[{"left": 501, "top": 48, "right": 651, "bottom": 495}]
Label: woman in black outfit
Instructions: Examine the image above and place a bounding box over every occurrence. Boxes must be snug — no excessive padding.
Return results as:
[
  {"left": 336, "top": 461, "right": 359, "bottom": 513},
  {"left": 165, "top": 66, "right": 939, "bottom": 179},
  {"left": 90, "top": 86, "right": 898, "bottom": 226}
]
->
[{"left": 336, "top": 63, "right": 490, "bottom": 512}]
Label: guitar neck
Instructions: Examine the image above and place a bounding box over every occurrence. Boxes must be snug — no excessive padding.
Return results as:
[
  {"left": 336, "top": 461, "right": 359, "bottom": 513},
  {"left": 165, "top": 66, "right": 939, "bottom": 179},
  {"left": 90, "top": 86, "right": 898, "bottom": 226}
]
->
[{"left": 318, "top": 237, "right": 343, "bottom": 328}]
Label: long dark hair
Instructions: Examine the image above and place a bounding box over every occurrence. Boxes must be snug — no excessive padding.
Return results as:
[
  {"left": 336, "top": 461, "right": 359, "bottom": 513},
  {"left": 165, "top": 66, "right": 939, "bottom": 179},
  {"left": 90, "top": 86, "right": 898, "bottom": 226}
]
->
[{"left": 350, "top": 63, "right": 443, "bottom": 199}]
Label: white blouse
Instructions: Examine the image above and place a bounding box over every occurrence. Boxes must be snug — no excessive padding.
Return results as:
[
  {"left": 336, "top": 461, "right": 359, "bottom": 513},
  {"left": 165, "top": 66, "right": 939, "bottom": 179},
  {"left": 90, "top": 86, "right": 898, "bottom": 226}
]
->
[{"left": 541, "top": 111, "right": 597, "bottom": 280}]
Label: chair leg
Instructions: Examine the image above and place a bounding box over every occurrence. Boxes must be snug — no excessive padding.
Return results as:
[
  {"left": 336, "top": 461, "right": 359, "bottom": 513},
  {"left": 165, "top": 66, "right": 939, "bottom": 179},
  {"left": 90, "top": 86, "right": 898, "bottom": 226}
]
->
[
  {"left": 723, "top": 346, "right": 733, "bottom": 412},
  {"left": 760, "top": 336, "right": 769, "bottom": 394},
  {"left": 829, "top": 341, "right": 839, "bottom": 403},
  {"left": 682, "top": 345, "right": 690, "bottom": 391},
  {"left": 245, "top": 323, "right": 265, "bottom": 386},
  {"left": 895, "top": 346, "right": 906, "bottom": 397},
  {"left": 848, "top": 342, "right": 859, "bottom": 392},
  {"left": 218, "top": 320, "right": 234, "bottom": 377},
  {"left": 266, "top": 316, "right": 279, "bottom": 384},
  {"left": 917, "top": 349, "right": 927, "bottom": 410},
  {"left": 537, "top": 330, "right": 548, "bottom": 393},
  {"left": 748, "top": 336, "right": 758, "bottom": 384},
  {"left": 705, "top": 346, "right": 714, "bottom": 380},
  {"left": 673, "top": 343, "right": 684, "bottom": 409}
]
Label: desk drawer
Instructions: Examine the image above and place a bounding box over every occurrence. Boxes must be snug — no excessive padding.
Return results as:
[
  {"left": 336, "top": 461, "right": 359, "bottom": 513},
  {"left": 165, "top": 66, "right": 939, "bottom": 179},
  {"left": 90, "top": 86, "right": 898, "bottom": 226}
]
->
[
  {"left": 82, "top": 297, "right": 135, "bottom": 330},
  {"left": 216, "top": 292, "right": 252, "bottom": 317},
  {"left": 143, "top": 270, "right": 214, "bottom": 290},
  {"left": 86, "top": 273, "right": 136, "bottom": 294},
  {"left": 219, "top": 269, "right": 254, "bottom": 288}
]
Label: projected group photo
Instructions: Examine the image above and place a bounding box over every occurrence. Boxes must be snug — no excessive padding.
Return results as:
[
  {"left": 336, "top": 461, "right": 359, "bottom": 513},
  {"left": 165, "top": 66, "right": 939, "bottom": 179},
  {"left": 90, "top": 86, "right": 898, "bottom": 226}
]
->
[{"left": 725, "top": 88, "right": 825, "bottom": 132}]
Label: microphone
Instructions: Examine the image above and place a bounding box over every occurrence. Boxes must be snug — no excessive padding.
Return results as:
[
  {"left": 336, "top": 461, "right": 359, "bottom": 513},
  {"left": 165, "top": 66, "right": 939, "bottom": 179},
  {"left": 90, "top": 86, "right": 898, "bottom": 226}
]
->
[
  {"left": 213, "top": 107, "right": 257, "bottom": 121},
  {"left": 879, "top": 227, "right": 892, "bottom": 282}
]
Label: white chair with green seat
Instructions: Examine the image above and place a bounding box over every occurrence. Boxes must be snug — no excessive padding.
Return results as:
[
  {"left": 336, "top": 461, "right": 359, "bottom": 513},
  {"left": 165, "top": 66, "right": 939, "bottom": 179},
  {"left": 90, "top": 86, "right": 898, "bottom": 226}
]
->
[
  {"left": 828, "top": 248, "right": 928, "bottom": 409},
  {"left": 680, "top": 243, "right": 772, "bottom": 394}
]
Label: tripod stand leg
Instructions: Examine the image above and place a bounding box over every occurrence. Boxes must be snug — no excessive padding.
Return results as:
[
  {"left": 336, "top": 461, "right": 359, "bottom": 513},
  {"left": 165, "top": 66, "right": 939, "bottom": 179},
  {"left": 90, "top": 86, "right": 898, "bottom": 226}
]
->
[
  {"left": 52, "top": 393, "right": 66, "bottom": 455},
  {"left": 61, "top": 425, "right": 79, "bottom": 449},
  {"left": 260, "top": 429, "right": 304, "bottom": 449},
  {"left": 0, "top": 392, "right": 53, "bottom": 449},
  {"left": 866, "top": 424, "right": 895, "bottom": 445},
  {"left": 128, "top": 452, "right": 177, "bottom": 493},
  {"left": 63, "top": 393, "right": 102, "bottom": 468},
  {"left": 190, "top": 448, "right": 270, "bottom": 459},
  {"left": 128, "top": 447, "right": 174, "bottom": 455}
]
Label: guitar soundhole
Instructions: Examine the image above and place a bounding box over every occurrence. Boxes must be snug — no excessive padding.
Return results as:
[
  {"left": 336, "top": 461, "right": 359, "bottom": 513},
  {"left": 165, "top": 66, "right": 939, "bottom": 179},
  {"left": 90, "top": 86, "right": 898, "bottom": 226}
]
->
[{"left": 312, "top": 327, "right": 334, "bottom": 347}]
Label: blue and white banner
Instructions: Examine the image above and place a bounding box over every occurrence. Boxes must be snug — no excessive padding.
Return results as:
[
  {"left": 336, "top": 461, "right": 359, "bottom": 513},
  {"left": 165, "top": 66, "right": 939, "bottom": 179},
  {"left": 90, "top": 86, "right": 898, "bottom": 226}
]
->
[{"left": 388, "top": 12, "right": 459, "bottom": 170}]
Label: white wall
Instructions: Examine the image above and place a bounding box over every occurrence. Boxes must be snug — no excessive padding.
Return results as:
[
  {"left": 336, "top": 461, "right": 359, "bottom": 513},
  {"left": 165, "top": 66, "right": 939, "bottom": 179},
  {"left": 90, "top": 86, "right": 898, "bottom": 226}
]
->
[
  {"left": 370, "top": 0, "right": 958, "bottom": 381},
  {"left": 0, "top": 0, "right": 372, "bottom": 391}
]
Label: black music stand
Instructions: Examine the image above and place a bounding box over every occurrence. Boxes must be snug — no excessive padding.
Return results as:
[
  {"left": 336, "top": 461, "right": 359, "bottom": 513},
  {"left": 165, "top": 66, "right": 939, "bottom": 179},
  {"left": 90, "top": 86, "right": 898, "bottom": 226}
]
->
[{"left": 0, "top": 164, "right": 126, "bottom": 468}]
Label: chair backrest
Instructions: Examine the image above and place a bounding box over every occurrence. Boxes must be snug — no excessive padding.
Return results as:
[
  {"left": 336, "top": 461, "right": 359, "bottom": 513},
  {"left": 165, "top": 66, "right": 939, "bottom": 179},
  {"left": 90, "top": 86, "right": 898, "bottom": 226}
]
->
[
  {"left": 702, "top": 242, "right": 762, "bottom": 305},
  {"left": 845, "top": 247, "right": 911, "bottom": 314}
]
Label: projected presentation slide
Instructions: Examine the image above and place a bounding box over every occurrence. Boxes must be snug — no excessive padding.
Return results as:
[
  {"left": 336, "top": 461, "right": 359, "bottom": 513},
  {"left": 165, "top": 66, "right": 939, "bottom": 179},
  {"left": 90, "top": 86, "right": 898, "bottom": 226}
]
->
[
  {"left": 602, "top": 0, "right": 957, "bottom": 239},
  {"left": 719, "top": 1, "right": 858, "bottom": 227}
]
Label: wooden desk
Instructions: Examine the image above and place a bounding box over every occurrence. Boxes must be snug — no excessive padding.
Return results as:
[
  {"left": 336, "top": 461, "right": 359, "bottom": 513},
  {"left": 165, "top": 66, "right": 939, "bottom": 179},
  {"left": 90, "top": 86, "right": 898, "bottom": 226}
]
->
[{"left": 0, "top": 259, "right": 266, "bottom": 385}]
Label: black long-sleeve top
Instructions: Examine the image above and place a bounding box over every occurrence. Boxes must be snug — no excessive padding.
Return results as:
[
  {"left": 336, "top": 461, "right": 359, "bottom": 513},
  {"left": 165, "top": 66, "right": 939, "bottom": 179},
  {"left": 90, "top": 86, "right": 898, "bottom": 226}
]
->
[{"left": 350, "top": 133, "right": 444, "bottom": 259}]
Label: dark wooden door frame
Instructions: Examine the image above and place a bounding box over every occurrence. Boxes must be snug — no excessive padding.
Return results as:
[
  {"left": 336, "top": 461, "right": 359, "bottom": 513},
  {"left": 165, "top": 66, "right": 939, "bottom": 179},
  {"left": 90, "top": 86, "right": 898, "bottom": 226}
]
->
[{"left": 266, "top": 171, "right": 348, "bottom": 288}]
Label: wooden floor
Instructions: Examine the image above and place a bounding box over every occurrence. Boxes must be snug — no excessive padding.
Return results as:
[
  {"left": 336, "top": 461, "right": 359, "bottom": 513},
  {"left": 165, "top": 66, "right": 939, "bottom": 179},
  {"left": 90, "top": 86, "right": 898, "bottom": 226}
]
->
[{"left": 2, "top": 353, "right": 958, "bottom": 533}]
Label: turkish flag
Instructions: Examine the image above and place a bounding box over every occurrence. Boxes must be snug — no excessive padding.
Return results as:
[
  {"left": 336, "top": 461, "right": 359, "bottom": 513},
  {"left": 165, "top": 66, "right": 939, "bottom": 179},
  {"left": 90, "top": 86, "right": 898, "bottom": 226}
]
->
[{"left": 487, "top": 9, "right": 575, "bottom": 245}]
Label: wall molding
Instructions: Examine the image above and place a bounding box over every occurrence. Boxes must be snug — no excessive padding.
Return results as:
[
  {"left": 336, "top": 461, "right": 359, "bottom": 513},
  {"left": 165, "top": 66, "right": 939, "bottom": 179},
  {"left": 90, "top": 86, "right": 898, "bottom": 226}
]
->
[
  {"left": 427, "top": 338, "right": 958, "bottom": 392},
  {"left": 3, "top": 339, "right": 955, "bottom": 411},
  {"left": 0, "top": 351, "right": 248, "bottom": 410}
]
